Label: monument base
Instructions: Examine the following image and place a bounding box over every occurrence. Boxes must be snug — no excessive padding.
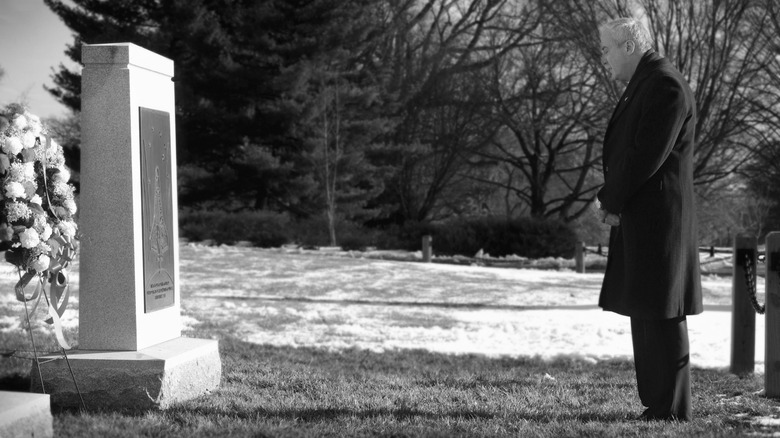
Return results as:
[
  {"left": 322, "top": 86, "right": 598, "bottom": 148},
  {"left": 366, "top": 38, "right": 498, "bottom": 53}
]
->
[
  {"left": 0, "top": 391, "right": 53, "bottom": 438},
  {"left": 30, "top": 337, "right": 220, "bottom": 411}
]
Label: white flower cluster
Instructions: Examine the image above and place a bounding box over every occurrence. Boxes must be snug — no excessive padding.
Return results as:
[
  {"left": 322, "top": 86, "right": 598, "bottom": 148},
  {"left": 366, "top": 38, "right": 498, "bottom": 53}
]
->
[{"left": 0, "top": 104, "right": 78, "bottom": 273}]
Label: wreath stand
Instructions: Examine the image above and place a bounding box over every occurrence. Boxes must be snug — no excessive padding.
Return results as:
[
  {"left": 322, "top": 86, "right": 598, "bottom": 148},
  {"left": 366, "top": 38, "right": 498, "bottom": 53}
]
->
[{"left": 15, "top": 265, "right": 86, "bottom": 412}]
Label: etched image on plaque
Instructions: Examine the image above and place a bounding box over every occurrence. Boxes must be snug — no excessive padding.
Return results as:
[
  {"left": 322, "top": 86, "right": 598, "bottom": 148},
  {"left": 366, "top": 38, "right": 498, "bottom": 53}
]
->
[{"left": 140, "top": 107, "right": 175, "bottom": 312}]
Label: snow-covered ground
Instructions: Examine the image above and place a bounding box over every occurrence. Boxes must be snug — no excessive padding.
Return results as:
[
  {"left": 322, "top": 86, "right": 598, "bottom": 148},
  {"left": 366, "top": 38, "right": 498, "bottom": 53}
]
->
[
  {"left": 179, "top": 243, "right": 762, "bottom": 371},
  {"left": 0, "top": 243, "right": 767, "bottom": 372}
]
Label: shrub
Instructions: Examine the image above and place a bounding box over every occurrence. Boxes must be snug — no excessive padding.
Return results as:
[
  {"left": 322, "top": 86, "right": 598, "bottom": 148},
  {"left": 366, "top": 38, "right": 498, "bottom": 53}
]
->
[
  {"left": 178, "top": 209, "right": 290, "bottom": 247},
  {"left": 374, "top": 221, "right": 437, "bottom": 251},
  {"left": 379, "top": 217, "right": 577, "bottom": 258},
  {"left": 284, "top": 216, "right": 380, "bottom": 250},
  {"left": 286, "top": 216, "right": 333, "bottom": 248},
  {"left": 494, "top": 217, "right": 577, "bottom": 258},
  {"left": 339, "top": 230, "right": 376, "bottom": 251}
]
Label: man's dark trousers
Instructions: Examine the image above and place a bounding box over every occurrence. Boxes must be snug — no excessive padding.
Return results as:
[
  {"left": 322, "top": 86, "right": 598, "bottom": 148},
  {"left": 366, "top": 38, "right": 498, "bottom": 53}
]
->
[{"left": 630, "top": 316, "right": 691, "bottom": 421}]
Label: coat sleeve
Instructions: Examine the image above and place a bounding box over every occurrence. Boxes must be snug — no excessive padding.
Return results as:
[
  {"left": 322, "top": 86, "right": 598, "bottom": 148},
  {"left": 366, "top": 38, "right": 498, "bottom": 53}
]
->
[{"left": 597, "top": 75, "right": 688, "bottom": 214}]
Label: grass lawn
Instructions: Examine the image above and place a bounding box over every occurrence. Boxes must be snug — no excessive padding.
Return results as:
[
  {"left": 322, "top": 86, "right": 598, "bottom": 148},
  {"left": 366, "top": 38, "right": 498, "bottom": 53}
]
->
[{"left": 2, "top": 334, "right": 778, "bottom": 437}]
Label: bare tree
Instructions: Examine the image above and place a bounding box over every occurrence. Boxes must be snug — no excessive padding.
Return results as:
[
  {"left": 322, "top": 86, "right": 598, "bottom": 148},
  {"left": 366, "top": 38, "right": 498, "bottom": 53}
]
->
[
  {"left": 299, "top": 57, "right": 390, "bottom": 245},
  {"left": 698, "top": 179, "right": 774, "bottom": 245},
  {"left": 543, "top": 0, "right": 635, "bottom": 104},
  {"left": 642, "top": 0, "right": 776, "bottom": 187},
  {"left": 546, "top": 0, "right": 778, "bottom": 194},
  {"left": 372, "top": 0, "right": 543, "bottom": 223},
  {"left": 472, "top": 21, "right": 608, "bottom": 221},
  {"left": 741, "top": 0, "right": 780, "bottom": 233},
  {"left": 313, "top": 73, "right": 344, "bottom": 246}
]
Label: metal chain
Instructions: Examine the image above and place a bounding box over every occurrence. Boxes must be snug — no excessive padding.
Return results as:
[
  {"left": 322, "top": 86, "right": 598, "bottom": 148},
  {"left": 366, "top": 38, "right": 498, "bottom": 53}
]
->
[{"left": 743, "top": 250, "right": 766, "bottom": 314}]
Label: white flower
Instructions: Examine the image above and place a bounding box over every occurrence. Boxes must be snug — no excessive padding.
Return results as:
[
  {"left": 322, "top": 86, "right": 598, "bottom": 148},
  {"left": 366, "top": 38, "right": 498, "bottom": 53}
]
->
[
  {"left": 21, "top": 131, "right": 36, "bottom": 149},
  {"left": 45, "top": 140, "right": 65, "bottom": 168},
  {"left": 22, "top": 181, "right": 36, "bottom": 198},
  {"left": 5, "top": 181, "right": 25, "bottom": 198},
  {"left": 36, "top": 241, "right": 51, "bottom": 254},
  {"left": 55, "top": 167, "right": 71, "bottom": 183},
  {"left": 47, "top": 138, "right": 59, "bottom": 153},
  {"left": 3, "top": 136, "right": 23, "bottom": 155},
  {"left": 25, "top": 112, "right": 42, "bottom": 136},
  {"left": 6, "top": 202, "right": 31, "bottom": 222},
  {"left": 31, "top": 254, "right": 50, "bottom": 273},
  {"left": 10, "top": 162, "right": 35, "bottom": 182},
  {"left": 1, "top": 108, "right": 78, "bottom": 273},
  {"left": 64, "top": 199, "right": 77, "bottom": 214},
  {"left": 33, "top": 214, "right": 48, "bottom": 233},
  {"left": 19, "top": 228, "right": 41, "bottom": 249},
  {"left": 58, "top": 221, "right": 76, "bottom": 238},
  {"left": 53, "top": 181, "right": 71, "bottom": 197},
  {"left": 40, "top": 224, "right": 52, "bottom": 241},
  {"left": 12, "top": 114, "right": 27, "bottom": 130}
]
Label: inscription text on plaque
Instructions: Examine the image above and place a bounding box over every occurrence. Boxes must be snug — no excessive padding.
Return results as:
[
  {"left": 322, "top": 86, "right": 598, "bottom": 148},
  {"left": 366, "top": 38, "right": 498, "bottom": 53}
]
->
[{"left": 140, "top": 107, "right": 175, "bottom": 313}]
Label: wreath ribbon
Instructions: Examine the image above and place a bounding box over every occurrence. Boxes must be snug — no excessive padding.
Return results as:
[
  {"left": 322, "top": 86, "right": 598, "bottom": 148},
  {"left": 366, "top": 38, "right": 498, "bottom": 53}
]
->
[
  {"left": 14, "top": 235, "right": 76, "bottom": 350},
  {"left": 14, "top": 270, "right": 37, "bottom": 302},
  {"left": 44, "top": 280, "right": 71, "bottom": 350}
]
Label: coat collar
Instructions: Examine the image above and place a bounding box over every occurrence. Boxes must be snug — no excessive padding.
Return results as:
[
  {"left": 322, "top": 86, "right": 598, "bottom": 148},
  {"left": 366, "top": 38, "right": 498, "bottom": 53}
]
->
[{"left": 607, "top": 50, "right": 663, "bottom": 126}]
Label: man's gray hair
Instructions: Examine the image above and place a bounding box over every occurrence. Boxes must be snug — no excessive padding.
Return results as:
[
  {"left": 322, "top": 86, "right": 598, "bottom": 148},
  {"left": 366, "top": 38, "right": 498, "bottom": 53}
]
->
[{"left": 599, "top": 17, "right": 654, "bottom": 53}]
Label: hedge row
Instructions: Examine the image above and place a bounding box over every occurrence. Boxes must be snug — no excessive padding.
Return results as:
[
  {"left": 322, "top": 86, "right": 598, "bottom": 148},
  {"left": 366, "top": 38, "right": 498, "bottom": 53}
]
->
[
  {"left": 178, "top": 209, "right": 289, "bottom": 248},
  {"left": 178, "top": 210, "right": 577, "bottom": 259},
  {"left": 374, "top": 217, "right": 577, "bottom": 258},
  {"left": 178, "top": 209, "right": 375, "bottom": 249}
]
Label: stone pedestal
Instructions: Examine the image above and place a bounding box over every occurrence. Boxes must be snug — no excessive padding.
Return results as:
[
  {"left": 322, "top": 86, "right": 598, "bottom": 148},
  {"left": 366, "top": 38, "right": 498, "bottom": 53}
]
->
[
  {"left": 29, "top": 42, "right": 222, "bottom": 411},
  {"left": 80, "top": 43, "right": 181, "bottom": 351},
  {"left": 0, "top": 391, "right": 53, "bottom": 438},
  {"left": 30, "top": 337, "right": 220, "bottom": 411}
]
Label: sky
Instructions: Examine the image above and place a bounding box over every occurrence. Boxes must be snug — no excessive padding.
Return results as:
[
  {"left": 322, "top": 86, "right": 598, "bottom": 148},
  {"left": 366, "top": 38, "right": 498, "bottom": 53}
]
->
[{"left": 0, "top": 0, "right": 77, "bottom": 119}]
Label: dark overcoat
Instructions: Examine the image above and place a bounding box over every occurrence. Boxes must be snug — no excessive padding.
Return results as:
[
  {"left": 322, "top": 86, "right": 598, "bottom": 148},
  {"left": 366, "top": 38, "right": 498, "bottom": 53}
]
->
[{"left": 597, "top": 51, "right": 703, "bottom": 320}]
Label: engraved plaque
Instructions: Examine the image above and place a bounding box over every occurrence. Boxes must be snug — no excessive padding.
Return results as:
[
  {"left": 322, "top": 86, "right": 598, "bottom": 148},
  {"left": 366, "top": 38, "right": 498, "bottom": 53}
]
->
[{"left": 140, "top": 107, "right": 175, "bottom": 313}]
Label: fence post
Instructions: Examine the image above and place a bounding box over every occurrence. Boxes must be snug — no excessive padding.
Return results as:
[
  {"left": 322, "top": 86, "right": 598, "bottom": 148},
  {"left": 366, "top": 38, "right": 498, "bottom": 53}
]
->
[
  {"left": 575, "top": 242, "right": 585, "bottom": 273},
  {"left": 731, "top": 234, "right": 757, "bottom": 375},
  {"left": 422, "top": 235, "right": 432, "bottom": 263},
  {"left": 766, "top": 233, "right": 780, "bottom": 397}
]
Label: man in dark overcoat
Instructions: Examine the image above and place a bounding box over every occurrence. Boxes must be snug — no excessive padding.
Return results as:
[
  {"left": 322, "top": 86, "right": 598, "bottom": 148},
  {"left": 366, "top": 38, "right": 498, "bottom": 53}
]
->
[{"left": 596, "top": 17, "right": 703, "bottom": 421}]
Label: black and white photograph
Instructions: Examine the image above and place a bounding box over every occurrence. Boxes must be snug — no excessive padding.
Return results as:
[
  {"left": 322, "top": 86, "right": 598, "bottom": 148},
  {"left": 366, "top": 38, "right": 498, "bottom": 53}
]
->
[{"left": 1, "top": 0, "right": 780, "bottom": 436}]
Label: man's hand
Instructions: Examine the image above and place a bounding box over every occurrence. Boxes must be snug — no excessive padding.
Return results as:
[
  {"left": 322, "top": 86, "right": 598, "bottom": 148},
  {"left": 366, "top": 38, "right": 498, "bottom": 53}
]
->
[
  {"left": 594, "top": 199, "right": 621, "bottom": 227},
  {"left": 603, "top": 212, "right": 621, "bottom": 227}
]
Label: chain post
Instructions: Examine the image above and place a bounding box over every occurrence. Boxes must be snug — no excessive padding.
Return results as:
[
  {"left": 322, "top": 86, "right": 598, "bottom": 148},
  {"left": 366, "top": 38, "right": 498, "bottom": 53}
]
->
[
  {"left": 741, "top": 249, "right": 765, "bottom": 314},
  {"left": 765, "top": 233, "right": 780, "bottom": 397},
  {"left": 731, "top": 234, "right": 758, "bottom": 375}
]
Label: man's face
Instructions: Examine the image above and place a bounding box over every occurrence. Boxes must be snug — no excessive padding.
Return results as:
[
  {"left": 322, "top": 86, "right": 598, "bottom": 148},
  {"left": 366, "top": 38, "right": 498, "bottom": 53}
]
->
[{"left": 600, "top": 31, "right": 632, "bottom": 83}]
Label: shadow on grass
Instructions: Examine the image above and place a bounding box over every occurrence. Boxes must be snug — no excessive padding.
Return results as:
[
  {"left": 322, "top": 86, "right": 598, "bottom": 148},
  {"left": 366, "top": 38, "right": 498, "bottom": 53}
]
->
[
  {"left": 1, "top": 336, "right": 775, "bottom": 437},
  {"left": 179, "top": 404, "right": 632, "bottom": 424},
  {"left": 161, "top": 337, "right": 643, "bottom": 425},
  {"left": 0, "top": 372, "right": 30, "bottom": 391}
]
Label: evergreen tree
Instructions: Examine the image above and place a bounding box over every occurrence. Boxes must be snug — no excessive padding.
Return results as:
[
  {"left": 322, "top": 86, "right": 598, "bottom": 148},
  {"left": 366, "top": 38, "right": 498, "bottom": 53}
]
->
[{"left": 44, "top": 0, "right": 394, "bottom": 222}]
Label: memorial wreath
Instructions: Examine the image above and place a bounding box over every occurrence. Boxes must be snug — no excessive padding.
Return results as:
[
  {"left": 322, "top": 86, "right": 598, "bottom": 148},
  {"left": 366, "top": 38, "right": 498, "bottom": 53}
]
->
[{"left": 0, "top": 103, "right": 78, "bottom": 349}]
